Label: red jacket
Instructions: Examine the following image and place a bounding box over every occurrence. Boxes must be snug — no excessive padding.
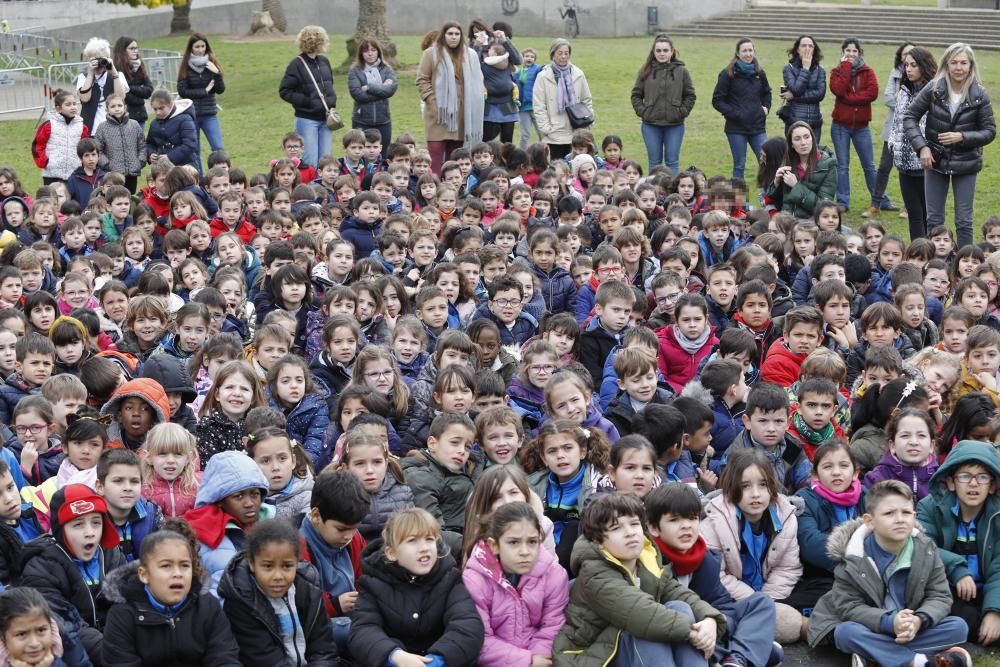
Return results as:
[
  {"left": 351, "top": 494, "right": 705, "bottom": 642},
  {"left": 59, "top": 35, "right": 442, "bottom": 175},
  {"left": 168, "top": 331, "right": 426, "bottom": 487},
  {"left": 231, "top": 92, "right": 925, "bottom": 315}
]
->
[
  {"left": 209, "top": 216, "right": 257, "bottom": 244},
  {"left": 656, "top": 324, "right": 719, "bottom": 393},
  {"left": 830, "top": 60, "right": 878, "bottom": 129},
  {"left": 761, "top": 338, "right": 808, "bottom": 386},
  {"left": 141, "top": 186, "right": 171, "bottom": 220},
  {"left": 299, "top": 532, "right": 365, "bottom": 617}
]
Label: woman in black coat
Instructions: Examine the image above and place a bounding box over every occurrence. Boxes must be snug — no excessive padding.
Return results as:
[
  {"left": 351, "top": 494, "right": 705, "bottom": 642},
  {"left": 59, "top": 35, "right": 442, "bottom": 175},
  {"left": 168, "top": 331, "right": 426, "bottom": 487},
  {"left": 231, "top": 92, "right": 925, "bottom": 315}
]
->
[
  {"left": 177, "top": 33, "right": 226, "bottom": 167},
  {"left": 112, "top": 36, "right": 153, "bottom": 129},
  {"left": 348, "top": 37, "right": 398, "bottom": 150},
  {"left": 280, "top": 25, "right": 337, "bottom": 170},
  {"left": 903, "top": 42, "right": 996, "bottom": 248},
  {"left": 780, "top": 35, "right": 826, "bottom": 142},
  {"left": 712, "top": 37, "right": 772, "bottom": 180}
]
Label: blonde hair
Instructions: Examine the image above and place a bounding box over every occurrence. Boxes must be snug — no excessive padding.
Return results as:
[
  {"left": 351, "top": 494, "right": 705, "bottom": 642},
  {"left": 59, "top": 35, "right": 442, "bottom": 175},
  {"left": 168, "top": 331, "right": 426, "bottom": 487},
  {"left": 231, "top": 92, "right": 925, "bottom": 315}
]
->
[
  {"left": 910, "top": 346, "right": 961, "bottom": 377},
  {"left": 935, "top": 42, "right": 980, "bottom": 103},
  {"left": 382, "top": 507, "right": 440, "bottom": 550},
  {"left": 141, "top": 423, "right": 199, "bottom": 494},
  {"left": 296, "top": 25, "right": 329, "bottom": 55}
]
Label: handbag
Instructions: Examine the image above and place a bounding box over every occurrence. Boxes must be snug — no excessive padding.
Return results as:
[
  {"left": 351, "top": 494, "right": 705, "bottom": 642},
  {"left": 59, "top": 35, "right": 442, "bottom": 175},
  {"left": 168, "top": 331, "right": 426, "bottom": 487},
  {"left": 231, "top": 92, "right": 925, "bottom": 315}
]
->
[
  {"left": 566, "top": 102, "right": 594, "bottom": 129},
  {"left": 298, "top": 56, "right": 343, "bottom": 131},
  {"left": 776, "top": 104, "right": 792, "bottom": 123}
]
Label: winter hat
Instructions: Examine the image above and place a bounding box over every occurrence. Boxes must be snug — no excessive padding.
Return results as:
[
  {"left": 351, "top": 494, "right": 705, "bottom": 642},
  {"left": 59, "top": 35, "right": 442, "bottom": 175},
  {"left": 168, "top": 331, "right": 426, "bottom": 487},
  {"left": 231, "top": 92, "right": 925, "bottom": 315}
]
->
[
  {"left": 195, "top": 451, "right": 269, "bottom": 508},
  {"left": 139, "top": 354, "right": 197, "bottom": 405},
  {"left": 571, "top": 153, "right": 597, "bottom": 178},
  {"left": 49, "top": 484, "right": 120, "bottom": 551},
  {"left": 549, "top": 38, "right": 571, "bottom": 60},
  {"left": 99, "top": 377, "right": 172, "bottom": 423}
]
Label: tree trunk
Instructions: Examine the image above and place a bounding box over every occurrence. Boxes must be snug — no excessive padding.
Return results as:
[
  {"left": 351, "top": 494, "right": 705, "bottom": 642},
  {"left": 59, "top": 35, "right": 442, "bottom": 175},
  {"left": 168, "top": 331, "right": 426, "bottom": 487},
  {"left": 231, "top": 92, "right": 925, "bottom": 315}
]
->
[
  {"left": 171, "top": 0, "right": 192, "bottom": 34},
  {"left": 344, "top": 0, "right": 396, "bottom": 67},
  {"left": 261, "top": 0, "right": 287, "bottom": 32}
]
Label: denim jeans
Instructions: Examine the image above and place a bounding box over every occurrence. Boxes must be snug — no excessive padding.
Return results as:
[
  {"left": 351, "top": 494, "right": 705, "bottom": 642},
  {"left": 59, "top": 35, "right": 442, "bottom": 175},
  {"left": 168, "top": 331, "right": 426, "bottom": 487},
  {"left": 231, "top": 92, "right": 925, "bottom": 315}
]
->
[
  {"left": 195, "top": 113, "right": 224, "bottom": 154},
  {"left": 614, "top": 601, "right": 707, "bottom": 667},
  {"left": 831, "top": 122, "right": 878, "bottom": 209},
  {"left": 725, "top": 131, "right": 767, "bottom": 180},
  {"left": 295, "top": 116, "right": 333, "bottom": 168},
  {"left": 834, "top": 616, "right": 968, "bottom": 667},
  {"left": 717, "top": 592, "right": 781, "bottom": 667},
  {"left": 925, "top": 169, "right": 978, "bottom": 248},
  {"left": 641, "top": 123, "right": 686, "bottom": 174}
]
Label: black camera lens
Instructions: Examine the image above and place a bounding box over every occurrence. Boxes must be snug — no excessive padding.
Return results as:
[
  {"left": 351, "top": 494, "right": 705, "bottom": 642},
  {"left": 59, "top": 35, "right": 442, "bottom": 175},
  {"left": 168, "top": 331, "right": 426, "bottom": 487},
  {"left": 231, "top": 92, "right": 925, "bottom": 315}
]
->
[{"left": 96, "top": 58, "right": 111, "bottom": 69}]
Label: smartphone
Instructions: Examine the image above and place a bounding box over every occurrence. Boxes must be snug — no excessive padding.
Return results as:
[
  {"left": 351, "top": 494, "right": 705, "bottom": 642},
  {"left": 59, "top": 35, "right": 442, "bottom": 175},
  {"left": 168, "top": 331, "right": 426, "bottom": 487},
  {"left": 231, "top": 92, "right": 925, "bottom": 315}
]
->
[{"left": 780, "top": 85, "right": 788, "bottom": 94}]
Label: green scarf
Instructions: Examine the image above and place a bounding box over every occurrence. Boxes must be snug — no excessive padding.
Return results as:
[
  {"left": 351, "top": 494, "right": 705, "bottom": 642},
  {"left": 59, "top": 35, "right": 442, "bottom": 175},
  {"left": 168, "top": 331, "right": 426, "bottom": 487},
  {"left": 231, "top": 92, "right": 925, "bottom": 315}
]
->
[{"left": 792, "top": 411, "right": 834, "bottom": 446}]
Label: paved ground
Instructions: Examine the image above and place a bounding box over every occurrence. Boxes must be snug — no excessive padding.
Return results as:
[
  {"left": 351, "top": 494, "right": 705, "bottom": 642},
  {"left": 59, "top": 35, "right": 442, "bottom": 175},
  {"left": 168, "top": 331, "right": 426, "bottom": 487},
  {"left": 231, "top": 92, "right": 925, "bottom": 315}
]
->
[{"left": 781, "top": 641, "right": 1000, "bottom": 665}]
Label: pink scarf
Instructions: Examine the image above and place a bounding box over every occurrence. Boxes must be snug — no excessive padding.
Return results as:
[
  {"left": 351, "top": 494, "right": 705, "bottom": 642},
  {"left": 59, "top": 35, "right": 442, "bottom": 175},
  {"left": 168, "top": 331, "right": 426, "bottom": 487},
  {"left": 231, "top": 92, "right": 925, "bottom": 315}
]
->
[{"left": 810, "top": 478, "right": 862, "bottom": 507}]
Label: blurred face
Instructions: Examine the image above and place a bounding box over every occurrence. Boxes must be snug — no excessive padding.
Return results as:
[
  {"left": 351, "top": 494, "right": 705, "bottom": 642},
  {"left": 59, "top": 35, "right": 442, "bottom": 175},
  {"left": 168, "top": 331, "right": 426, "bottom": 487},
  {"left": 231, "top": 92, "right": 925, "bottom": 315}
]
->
[
  {"left": 946, "top": 464, "right": 997, "bottom": 509},
  {"left": 29, "top": 304, "right": 55, "bottom": 334},
  {"left": 0, "top": 277, "right": 21, "bottom": 306},
  {"left": 815, "top": 448, "right": 856, "bottom": 494},
  {"left": 55, "top": 340, "right": 84, "bottom": 366},
  {"left": 392, "top": 330, "right": 421, "bottom": 364},
  {"left": 435, "top": 380, "right": 473, "bottom": 414},
  {"left": 17, "top": 351, "right": 52, "bottom": 387}
]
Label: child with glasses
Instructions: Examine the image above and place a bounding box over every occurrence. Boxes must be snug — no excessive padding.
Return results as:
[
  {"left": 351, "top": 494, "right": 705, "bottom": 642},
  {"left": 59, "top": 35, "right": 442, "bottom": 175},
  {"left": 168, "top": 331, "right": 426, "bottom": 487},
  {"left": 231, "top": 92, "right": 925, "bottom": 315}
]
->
[{"left": 574, "top": 245, "right": 625, "bottom": 325}]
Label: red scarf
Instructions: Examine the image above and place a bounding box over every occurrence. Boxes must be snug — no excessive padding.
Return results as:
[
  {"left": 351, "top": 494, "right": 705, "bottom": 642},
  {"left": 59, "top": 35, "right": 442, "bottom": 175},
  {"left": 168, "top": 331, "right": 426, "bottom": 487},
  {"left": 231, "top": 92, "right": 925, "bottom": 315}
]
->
[
  {"left": 652, "top": 534, "right": 707, "bottom": 576},
  {"left": 184, "top": 504, "right": 242, "bottom": 549},
  {"left": 732, "top": 311, "right": 772, "bottom": 334}
]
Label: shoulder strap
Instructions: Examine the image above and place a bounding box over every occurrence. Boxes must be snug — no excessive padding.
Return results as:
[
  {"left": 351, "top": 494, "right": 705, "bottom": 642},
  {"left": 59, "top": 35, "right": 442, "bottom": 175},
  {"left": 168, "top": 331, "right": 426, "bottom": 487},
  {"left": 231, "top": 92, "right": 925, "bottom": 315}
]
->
[{"left": 297, "top": 56, "right": 330, "bottom": 113}]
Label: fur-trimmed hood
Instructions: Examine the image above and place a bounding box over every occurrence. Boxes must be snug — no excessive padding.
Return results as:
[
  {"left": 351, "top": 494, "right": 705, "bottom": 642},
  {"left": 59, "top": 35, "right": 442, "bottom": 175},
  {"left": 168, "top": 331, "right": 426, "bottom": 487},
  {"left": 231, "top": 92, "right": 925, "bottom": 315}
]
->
[{"left": 825, "top": 517, "right": 924, "bottom": 564}]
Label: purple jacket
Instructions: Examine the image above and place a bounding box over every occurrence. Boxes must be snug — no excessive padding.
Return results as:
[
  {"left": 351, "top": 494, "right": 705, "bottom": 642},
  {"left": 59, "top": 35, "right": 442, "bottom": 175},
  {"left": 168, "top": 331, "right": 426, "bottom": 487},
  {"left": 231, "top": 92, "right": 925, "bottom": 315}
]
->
[
  {"left": 863, "top": 450, "right": 939, "bottom": 503},
  {"left": 462, "top": 539, "right": 568, "bottom": 667}
]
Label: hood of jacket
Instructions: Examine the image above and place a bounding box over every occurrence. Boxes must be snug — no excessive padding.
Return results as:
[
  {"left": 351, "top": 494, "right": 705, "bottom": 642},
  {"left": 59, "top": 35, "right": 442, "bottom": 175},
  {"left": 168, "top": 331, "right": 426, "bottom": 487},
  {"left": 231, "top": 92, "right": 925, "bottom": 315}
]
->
[
  {"left": 0, "top": 196, "right": 29, "bottom": 234},
  {"left": 195, "top": 451, "right": 269, "bottom": 507},
  {"left": 138, "top": 354, "right": 197, "bottom": 404},
  {"left": 100, "top": 377, "right": 172, "bottom": 423},
  {"left": 928, "top": 440, "right": 1000, "bottom": 495},
  {"left": 168, "top": 97, "right": 195, "bottom": 120},
  {"left": 825, "top": 517, "right": 924, "bottom": 564}
]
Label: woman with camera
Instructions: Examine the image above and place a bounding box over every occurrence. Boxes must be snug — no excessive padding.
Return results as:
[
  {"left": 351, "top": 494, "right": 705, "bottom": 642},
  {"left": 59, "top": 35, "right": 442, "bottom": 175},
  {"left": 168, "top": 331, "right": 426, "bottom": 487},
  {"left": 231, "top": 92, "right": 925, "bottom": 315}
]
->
[{"left": 76, "top": 37, "right": 130, "bottom": 132}]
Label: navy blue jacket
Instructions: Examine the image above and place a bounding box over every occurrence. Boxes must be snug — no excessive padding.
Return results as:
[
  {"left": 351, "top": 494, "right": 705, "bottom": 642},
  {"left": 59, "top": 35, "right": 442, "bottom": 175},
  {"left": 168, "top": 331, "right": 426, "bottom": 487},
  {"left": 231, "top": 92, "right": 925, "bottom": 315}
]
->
[
  {"left": 145, "top": 99, "right": 199, "bottom": 168},
  {"left": 795, "top": 484, "right": 865, "bottom": 575},
  {"left": 712, "top": 65, "right": 773, "bottom": 135},
  {"left": 340, "top": 215, "right": 383, "bottom": 258},
  {"left": 66, "top": 166, "right": 105, "bottom": 206},
  {"left": 781, "top": 60, "right": 827, "bottom": 128},
  {"left": 470, "top": 304, "right": 538, "bottom": 346},
  {"left": 530, "top": 263, "right": 577, "bottom": 316},
  {"left": 348, "top": 63, "right": 397, "bottom": 128},
  {"left": 114, "top": 497, "right": 164, "bottom": 563}
]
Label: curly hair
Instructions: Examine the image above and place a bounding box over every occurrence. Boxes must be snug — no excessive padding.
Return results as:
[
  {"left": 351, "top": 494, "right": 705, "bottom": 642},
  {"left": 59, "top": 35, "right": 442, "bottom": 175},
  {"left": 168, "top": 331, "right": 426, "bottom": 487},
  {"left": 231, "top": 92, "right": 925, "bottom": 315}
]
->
[{"left": 297, "top": 25, "right": 329, "bottom": 55}]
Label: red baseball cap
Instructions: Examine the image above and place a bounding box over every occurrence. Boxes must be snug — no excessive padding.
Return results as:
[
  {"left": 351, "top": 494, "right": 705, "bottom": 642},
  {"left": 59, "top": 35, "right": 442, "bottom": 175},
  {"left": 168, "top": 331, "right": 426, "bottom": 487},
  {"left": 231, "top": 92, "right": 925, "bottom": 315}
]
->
[{"left": 53, "top": 484, "right": 120, "bottom": 549}]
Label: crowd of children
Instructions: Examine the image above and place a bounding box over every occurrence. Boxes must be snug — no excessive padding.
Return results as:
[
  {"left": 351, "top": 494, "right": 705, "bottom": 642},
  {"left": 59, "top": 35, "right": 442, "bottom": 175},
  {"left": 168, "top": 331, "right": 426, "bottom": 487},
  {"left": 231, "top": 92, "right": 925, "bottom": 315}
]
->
[{"left": 4, "top": 26, "right": 1000, "bottom": 667}]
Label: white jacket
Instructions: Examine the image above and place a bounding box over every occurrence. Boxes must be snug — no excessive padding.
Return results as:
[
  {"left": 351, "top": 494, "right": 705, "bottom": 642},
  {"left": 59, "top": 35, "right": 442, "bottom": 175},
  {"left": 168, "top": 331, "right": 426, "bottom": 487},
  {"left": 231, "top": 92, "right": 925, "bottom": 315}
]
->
[{"left": 531, "top": 64, "right": 593, "bottom": 146}]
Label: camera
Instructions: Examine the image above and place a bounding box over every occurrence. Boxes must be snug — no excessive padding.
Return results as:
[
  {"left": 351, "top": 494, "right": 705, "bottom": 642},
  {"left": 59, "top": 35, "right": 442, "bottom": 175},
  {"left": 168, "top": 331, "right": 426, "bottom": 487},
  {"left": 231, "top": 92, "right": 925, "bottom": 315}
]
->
[
  {"left": 96, "top": 57, "right": 111, "bottom": 69},
  {"left": 779, "top": 85, "right": 788, "bottom": 94}
]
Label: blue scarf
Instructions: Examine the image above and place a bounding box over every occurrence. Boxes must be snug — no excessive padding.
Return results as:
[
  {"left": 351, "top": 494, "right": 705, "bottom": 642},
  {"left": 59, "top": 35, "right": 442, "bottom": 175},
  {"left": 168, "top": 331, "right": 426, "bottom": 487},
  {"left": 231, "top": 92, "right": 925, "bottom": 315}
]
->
[
  {"left": 735, "top": 60, "right": 756, "bottom": 77},
  {"left": 300, "top": 517, "right": 355, "bottom": 598}
]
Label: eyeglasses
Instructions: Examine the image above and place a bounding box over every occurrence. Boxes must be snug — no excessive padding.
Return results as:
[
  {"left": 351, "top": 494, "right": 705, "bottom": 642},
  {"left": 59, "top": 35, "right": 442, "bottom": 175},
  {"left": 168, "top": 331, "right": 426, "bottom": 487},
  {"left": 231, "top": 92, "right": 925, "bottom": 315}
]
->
[
  {"left": 209, "top": 312, "right": 225, "bottom": 321},
  {"left": 955, "top": 472, "right": 993, "bottom": 485},
  {"left": 491, "top": 298, "right": 520, "bottom": 308},
  {"left": 655, "top": 293, "right": 682, "bottom": 306},
  {"left": 364, "top": 369, "right": 394, "bottom": 381},
  {"left": 529, "top": 364, "right": 556, "bottom": 374},
  {"left": 13, "top": 424, "right": 46, "bottom": 435},
  {"left": 596, "top": 266, "right": 624, "bottom": 277}
]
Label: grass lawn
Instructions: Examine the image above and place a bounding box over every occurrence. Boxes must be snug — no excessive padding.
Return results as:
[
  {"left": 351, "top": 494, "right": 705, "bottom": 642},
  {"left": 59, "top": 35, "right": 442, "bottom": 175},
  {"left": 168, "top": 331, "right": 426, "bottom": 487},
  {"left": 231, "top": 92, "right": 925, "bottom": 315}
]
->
[{"left": 4, "top": 32, "right": 1000, "bottom": 239}]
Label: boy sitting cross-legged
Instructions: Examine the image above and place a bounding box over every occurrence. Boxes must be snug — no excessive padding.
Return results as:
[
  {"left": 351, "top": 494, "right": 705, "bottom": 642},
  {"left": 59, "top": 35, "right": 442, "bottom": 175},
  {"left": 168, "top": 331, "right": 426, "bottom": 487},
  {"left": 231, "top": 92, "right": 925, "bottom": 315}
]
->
[
  {"left": 918, "top": 440, "right": 1000, "bottom": 646},
  {"left": 551, "top": 492, "right": 727, "bottom": 667},
  {"left": 807, "top": 480, "right": 972, "bottom": 667}
]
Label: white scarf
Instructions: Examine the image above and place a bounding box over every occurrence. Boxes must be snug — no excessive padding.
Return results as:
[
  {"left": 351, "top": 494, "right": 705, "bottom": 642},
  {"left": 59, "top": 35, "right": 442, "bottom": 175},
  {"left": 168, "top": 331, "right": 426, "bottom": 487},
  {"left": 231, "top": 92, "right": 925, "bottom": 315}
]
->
[
  {"left": 364, "top": 59, "right": 383, "bottom": 87},
  {"left": 188, "top": 54, "right": 210, "bottom": 73},
  {"left": 672, "top": 323, "right": 710, "bottom": 354}
]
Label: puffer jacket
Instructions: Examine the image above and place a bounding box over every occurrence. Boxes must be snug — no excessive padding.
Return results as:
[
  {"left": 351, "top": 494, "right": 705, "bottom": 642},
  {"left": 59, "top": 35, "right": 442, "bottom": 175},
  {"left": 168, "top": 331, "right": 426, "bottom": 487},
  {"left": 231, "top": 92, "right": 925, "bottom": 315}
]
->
[
  {"left": 530, "top": 262, "right": 576, "bottom": 316},
  {"left": 280, "top": 53, "right": 337, "bottom": 123},
  {"left": 917, "top": 440, "right": 1000, "bottom": 615},
  {"left": 123, "top": 69, "right": 153, "bottom": 125},
  {"left": 177, "top": 63, "right": 225, "bottom": 119},
  {"left": 806, "top": 518, "right": 953, "bottom": 647},
  {"left": 348, "top": 62, "right": 397, "bottom": 128},
  {"left": 781, "top": 59, "right": 826, "bottom": 128},
  {"left": 848, "top": 423, "right": 887, "bottom": 475},
  {"left": 656, "top": 324, "right": 718, "bottom": 393},
  {"left": 0, "top": 373, "right": 39, "bottom": 425},
  {"left": 195, "top": 408, "right": 245, "bottom": 470},
  {"left": 904, "top": 77, "right": 996, "bottom": 176},
  {"left": 267, "top": 391, "right": 329, "bottom": 465},
  {"left": 102, "top": 561, "right": 242, "bottom": 667},
  {"left": 145, "top": 97, "right": 199, "bottom": 168},
  {"left": 32, "top": 110, "right": 89, "bottom": 180},
  {"left": 267, "top": 472, "right": 314, "bottom": 525},
  {"left": 219, "top": 553, "right": 337, "bottom": 667},
  {"left": 830, "top": 59, "right": 878, "bottom": 129},
  {"left": 100, "top": 377, "right": 173, "bottom": 450},
  {"left": 700, "top": 489, "right": 802, "bottom": 602},
  {"left": 880, "top": 65, "right": 903, "bottom": 141},
  {"left": 340, "top": 215, "right": 383, "bottom": 258},
  {"left": 532, "top": 64, "right": 594, "bottom": 146},
  {"left": 712, "top": 64, "right": 772, "bottom": 135},
  {"left": 144, "top": 475, "right": 201, "bottom": 519},
  {"left": 630, "top": 59, "right": 696, "bottom": 127},
  {"left": 890, "top": 81, "right": 927, "bottom": 172},
  {"left": 359, "top": 474, "right": 414, "bottom": 543},
  {"left": 795, "top": 483, "right": 866, "bottom": 575},
  {"left": 93, "top": 110, "right": 145, "bottom": 176},
  {"left": 462, "top": 538, "right": 568, "bottom": 667},
  {"left": 400, "top": 449, "right": 478, "bottom": 534},
  {"left": 863, "top": 449, "right": 938, "bottom": 501},
  {"left": 551, "top": 537, "right": 725, "bottom": 667},
  {"left": 760, "top": 337, "right": 808, "bottom": 387},
  {"left": 767, "top": 147, "right": 837, "bottom": 219},
  {"left": 348, "top": 541, "right": 484, "bottom": 667}
]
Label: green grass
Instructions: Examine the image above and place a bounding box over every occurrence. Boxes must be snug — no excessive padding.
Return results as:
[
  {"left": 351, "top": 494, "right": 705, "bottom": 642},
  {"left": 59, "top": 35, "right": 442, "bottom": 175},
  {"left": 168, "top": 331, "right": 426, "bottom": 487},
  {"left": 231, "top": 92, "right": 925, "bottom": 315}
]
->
[{"left": 4, "top": 33, "right": 1000, "bottom": 237}]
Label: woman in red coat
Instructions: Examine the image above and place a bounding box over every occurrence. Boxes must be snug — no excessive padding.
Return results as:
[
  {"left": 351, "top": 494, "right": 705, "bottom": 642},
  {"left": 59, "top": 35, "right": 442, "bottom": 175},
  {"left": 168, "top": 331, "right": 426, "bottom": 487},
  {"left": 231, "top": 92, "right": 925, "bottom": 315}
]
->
[{"left": 829, "top": 37, "right": 879, "bottom": 212}]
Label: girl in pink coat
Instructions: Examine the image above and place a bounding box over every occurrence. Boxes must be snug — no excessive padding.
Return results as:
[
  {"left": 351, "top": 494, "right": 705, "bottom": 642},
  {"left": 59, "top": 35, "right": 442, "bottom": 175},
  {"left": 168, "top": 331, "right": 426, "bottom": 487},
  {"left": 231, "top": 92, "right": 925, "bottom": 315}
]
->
[
  {"left": 656, "top": 293, "right": 718, "bottom": 392},
  {"left": 462, "top": 502, "right": 569, "bottom": 667}
]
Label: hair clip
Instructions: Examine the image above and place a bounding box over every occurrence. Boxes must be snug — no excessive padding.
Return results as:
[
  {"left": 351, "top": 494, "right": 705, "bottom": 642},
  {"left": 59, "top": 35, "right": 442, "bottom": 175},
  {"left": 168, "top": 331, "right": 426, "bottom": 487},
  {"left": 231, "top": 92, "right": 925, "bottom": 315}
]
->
[
  {"left": 580, "top": 428, "right": 591, "bottom": 439},
  {"left": 896, "top": 380, "right": 918, "bottom": 408},
  {"left": 67, "top": 414, "right": 113, "bottom": 427}
]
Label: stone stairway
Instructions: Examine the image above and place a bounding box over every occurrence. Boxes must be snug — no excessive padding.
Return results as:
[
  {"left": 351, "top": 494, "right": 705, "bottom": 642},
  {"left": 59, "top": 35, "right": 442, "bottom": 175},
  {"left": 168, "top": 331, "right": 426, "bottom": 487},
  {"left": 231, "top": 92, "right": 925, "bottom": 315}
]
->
[{"left": 667, "top": 3, "right": 1000, "bottom": 50}]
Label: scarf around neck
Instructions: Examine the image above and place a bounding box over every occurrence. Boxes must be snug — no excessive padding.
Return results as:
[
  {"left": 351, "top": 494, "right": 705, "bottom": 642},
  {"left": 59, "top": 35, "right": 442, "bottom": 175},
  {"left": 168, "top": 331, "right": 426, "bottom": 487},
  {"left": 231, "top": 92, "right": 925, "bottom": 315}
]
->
[
  {"left": 735, "top": 59, "right": 756, "bottom": 76},
  {"left": 552, "top": 62, "right": 576, "bottom": 113},
  {"left": 792, "top": 411, "right": 834, "bottom": 446},
  {"left": 672, "top": 323, "right": 710, "bottom": 355},
  {"left": 301, "top": 516, "right": 356, "bottom": 597},
  {"left": 850, "top": 56, "right": 866, "bottom": 77},
  {"left": 433, "top": 46, "right": 485, "bottom": 145},
  {"left": 363, "top": 59, "right": 383, "bottom": 87},
  {"left": 188, "top": 54, "right": 210, "bottom": 74},
  {"left": 653, "top": 534, "right": 707, "bottom": 576},
  {"left": 811, "top": 478, "right": 862, "bottom": 508}
]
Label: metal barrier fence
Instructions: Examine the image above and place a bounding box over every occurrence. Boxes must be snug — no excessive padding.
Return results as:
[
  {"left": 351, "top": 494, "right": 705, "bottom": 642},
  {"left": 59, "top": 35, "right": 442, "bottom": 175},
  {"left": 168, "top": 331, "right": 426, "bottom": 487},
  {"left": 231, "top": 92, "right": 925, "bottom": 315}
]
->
[{"left": 0, "top": 64, "right": 46, "bottom": 117}]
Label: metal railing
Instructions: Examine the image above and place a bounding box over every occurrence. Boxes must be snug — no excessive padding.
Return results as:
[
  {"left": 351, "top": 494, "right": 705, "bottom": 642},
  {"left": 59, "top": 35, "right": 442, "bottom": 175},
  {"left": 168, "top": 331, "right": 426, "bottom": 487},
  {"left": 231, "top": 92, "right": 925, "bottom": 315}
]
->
[{"left": 0, "top": 64, "right": 46, "bottom": 116}]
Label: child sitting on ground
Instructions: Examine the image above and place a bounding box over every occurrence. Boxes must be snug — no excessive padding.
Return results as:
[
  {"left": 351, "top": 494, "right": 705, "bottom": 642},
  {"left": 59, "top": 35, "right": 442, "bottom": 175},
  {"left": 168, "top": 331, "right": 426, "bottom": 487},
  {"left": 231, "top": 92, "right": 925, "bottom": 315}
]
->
[
  {"left": 864, "top": 407, "right": 939, "bottom": 504},
  {"left": 786, "top": 379, "right": 845, "bottom": 461},
  {"left": 760, "top": 307, "right": 824, "bottom": 387}
]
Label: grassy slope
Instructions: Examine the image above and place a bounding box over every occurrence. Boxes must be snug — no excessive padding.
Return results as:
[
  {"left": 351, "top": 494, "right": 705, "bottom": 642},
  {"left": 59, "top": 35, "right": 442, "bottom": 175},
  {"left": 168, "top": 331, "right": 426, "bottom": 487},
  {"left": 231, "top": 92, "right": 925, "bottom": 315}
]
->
[{"left": 4, "top": 33, "right": 1000, "bottom": 235}]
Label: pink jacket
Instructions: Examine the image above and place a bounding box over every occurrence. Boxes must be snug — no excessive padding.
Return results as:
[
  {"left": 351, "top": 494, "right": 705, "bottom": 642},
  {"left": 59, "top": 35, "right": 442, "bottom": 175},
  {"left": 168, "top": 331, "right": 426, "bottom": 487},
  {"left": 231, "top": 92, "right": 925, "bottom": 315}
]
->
[
  {"left": 462, "top": 538, "right": 569, "bottom": 667},
  {"left": 144, "top": 474, "right": 201, "bottom": 518},
  {"left": 699, "top": 490, "right": 802, "bottom": 602},
  {"left": 656, "top": 324, "right": 718, "bottom": 392}
]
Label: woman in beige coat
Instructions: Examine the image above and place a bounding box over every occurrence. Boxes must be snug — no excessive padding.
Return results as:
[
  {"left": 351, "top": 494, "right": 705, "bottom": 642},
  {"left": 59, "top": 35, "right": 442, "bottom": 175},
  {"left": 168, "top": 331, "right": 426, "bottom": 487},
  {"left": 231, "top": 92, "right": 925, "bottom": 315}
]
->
[
  {"left": 531, "top": 38, "right": 593, "bottom": 160},
  {"left": 415, "top": 21, "right": 485, "bottom": 172}
]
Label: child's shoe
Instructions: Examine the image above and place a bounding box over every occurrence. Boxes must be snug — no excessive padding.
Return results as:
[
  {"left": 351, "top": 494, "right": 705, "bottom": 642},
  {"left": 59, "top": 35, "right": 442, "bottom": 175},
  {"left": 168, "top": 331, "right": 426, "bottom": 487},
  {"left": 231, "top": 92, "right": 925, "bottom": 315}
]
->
[
  {"left": 719, "top": 656, "right": 745, "bottom": 667},
  {"left": 932, "top": 647, "right": 972, "bottom": 667},
  {"left": 850, "top": 656, "right": 874, "bottom": 667}
]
